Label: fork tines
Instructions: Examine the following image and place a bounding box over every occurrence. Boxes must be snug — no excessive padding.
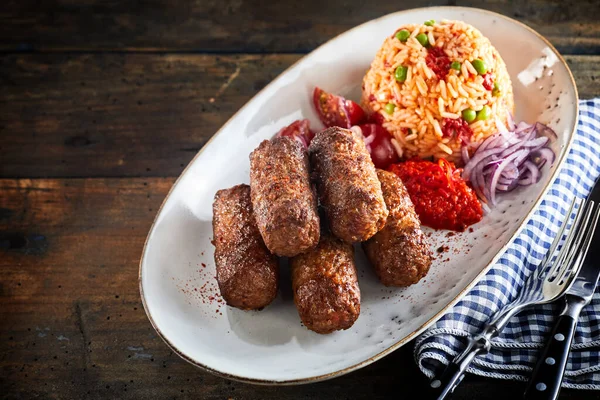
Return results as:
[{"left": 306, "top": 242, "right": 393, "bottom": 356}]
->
[
  {"left": 541, "top": 197, "right": 597, "bottom": 283},
  {"left": 553, "top": 199, "right": 599, "bottom": 284}
]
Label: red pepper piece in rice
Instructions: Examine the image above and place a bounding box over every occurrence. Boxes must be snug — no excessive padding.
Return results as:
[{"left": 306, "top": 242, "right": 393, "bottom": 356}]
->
[{"left": 425, "top": 47, "right": 451, "bottom": 80}]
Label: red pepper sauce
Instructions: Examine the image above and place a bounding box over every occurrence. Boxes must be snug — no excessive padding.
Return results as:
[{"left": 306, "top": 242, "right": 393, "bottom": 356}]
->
[{"left": 389, "top": 159, "right": 483, "bottom": 231}]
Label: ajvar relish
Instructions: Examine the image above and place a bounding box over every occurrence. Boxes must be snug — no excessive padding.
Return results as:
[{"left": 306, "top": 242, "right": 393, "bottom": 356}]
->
[{"left": 389, "top": 158, "right": 483, "bottom": 231}]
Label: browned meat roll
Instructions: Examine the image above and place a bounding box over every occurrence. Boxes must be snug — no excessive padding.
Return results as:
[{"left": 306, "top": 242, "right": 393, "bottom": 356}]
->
[
  {"left": 250, "top": 136, "right": 320, "bottom": 257},
  {"left": 290, "top": 234, "right": 360, "bottom": 334},
  {"left": 362, "top": 170, "right": 432, "bottom": 287},
  {"left": 308, "top": 127, "right": 388, "bottom": 243},
  {"left": 212, "top": 184, "right": 279, "bottom": 310}
]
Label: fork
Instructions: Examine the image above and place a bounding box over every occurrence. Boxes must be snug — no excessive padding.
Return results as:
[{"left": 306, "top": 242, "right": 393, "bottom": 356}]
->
[{"left": 431, "top": 196, "right": 597, "bottom": 399}]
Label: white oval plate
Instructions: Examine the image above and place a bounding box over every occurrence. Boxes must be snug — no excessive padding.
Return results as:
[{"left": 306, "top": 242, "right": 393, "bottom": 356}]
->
[{"left": 140, "top": 6, "right": 578, "bottom": 385}]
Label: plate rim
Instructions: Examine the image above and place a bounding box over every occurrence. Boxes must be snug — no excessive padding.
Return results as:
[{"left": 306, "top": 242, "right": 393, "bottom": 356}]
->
[{"left": 138, "top": 5, "right": 579, "bottom": 386}]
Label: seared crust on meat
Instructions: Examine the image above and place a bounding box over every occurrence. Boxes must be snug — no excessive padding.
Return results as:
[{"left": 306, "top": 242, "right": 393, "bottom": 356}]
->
[
  {"left": 212, "top": 184, "right": 279, "bottom": 310},
  {"left": 308, "top": 127, "right": 388, "bottom": 243},
  {"left": 363, "top": 170, "right": 432, "bottom": 287},
  {"left": 250, "top": 137, "right": 320, "bottom": 257},
  {"left": 290, "top": 234, "right": 360, "bottom": 334}
]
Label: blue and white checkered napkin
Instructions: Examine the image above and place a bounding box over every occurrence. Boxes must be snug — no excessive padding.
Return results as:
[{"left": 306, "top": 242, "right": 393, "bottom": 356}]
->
[{"left": 415, "top": 99, "right": 600, "bottom": 389}]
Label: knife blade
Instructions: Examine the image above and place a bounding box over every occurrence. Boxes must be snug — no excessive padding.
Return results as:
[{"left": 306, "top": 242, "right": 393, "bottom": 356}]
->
[{"left": 524, "top": 183, "right": 600, "bottom": 400}]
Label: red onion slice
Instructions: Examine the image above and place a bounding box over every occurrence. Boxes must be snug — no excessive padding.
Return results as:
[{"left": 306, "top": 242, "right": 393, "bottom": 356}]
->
[
  {"left": 489, "top": 149, "right": 529, "bottom": 205},
  {"left": 535, "top": 122, "right": 558, "bottom": 141},
  {"left": 515, "top": 121, "right": 533, "bottom": 134},
  {"left": 518, "top": 161, "right": 540, "bottom": 186},
  {"left": 462, "top": 145, "right": 470, "bottom": 163},
  {"left": 497, "top": 179, "right": 519, "bottom": 192},
  {"left": 472, "top": 162, "right": 488, "bottom": 203},
  {"left": 474, "top": 132, "right": 505, "bottom": 153},
  {"left": 532, "top": 147, "right": 555, "bottom": 166},
  {"left": 462, "top": 119, "right": 556, "bottom": 206},
  {"left": 462, "top": 147, "right": 507, "bottom": 180},
  {"left": 506, "top": 113, "right": 516, "bottom": 131},
  {"left": 501, "top": 163, "right": 519, "bottom": 180}
]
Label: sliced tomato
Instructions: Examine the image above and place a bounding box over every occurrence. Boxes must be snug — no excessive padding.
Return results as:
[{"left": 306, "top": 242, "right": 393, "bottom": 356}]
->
[
  {"left": 345, "top": 101, "right": 366, "bottom": 126},
  {"left": 275, "top": 119, "right": 315, "bottom": 148},
  {"left": 367, "top": 111, "right": 385, "bottom": 125},
  {"left": 313, "top": 87, "right": 366, "bottom": 128},
  {"left": 358, "top": 124, "right": 399, "bottom": 170}
]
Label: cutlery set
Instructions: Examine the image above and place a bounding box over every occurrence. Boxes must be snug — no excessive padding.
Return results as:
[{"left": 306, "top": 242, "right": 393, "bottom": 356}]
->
[{"left": 431, "top": 182, "right": 600, "bottom": 399}]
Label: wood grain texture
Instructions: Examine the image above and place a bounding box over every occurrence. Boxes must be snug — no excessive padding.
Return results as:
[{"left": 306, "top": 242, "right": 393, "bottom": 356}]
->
[
  {"left": 1, "top": 54, "right": 599, "bottom": 179},
  {"left": 1, "top": 0, "right": 599, "bottom": 54},
  {"left": 0, "top": 53, "right": 294, "bottom": 178},
  {"left": 2, "top": 178, "right": 599, "bottom": 400}
]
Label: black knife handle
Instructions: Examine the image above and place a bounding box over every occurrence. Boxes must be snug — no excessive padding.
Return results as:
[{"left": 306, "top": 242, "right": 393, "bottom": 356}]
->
[
  {"left": 524, "top": 295, "right": 586, "bottom": 400},
  {"left": 431, "top": 361, "right": 464, "bottom": 399}
]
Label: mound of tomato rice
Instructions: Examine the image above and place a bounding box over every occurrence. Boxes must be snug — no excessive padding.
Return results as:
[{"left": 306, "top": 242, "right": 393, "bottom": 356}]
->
[{"left": 362, "top": 20, "right": 514, "bottom": 164}]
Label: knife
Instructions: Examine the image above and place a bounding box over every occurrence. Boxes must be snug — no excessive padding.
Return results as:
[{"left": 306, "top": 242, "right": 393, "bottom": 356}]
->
[{"left": 524, "top": 183, "right": 600, "bottom": 400}]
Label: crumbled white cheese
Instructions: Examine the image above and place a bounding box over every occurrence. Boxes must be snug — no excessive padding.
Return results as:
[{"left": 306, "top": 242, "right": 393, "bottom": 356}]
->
[{"left": 517, "top": 47, "right": 558, "bottom": 87}]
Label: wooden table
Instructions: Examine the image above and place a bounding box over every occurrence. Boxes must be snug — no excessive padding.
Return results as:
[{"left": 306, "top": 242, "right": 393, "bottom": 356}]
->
[{"left": 1, "top": 1, "right": 599, "bottom": 399}]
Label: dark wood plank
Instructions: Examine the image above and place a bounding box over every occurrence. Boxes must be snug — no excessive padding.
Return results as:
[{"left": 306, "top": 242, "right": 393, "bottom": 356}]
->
[
  {"left": 0, "top": 53, "right": 297, "bottom": 178},
  {"left": 1, "top": 177, "right": 600, "bottom": 399},
  {"left": 1, "top": 54, "right": 599, "bottom": 179},
  {"left": 1, "top": 0, "right": 599, "bottom": 54}
]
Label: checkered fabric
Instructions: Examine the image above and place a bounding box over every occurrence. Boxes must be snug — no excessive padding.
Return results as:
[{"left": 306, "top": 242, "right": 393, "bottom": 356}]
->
[{"left": 415, "top": 99, "right": 600, "bottom": 389}]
